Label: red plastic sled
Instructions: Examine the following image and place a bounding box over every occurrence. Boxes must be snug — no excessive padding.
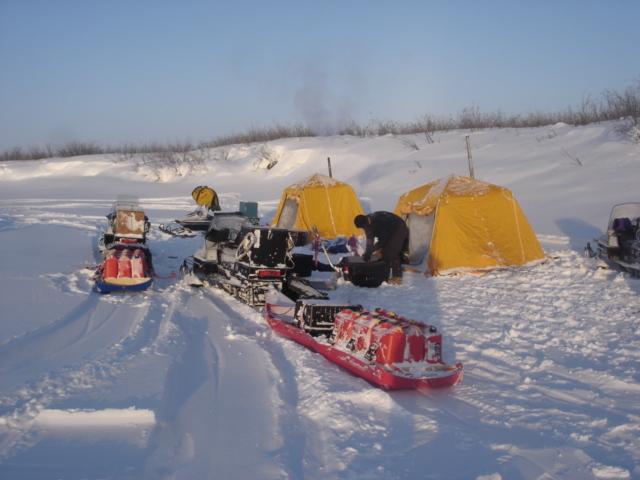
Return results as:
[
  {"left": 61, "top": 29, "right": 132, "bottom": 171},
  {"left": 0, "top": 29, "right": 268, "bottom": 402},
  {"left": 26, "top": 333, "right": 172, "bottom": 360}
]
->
[{"left": 264, "top": 291, "right": 463, "bottom": 390}]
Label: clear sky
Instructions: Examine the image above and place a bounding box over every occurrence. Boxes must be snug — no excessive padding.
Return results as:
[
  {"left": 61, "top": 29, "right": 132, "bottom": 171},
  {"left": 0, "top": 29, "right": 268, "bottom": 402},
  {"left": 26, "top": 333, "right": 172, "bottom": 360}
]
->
[{"left": 1, "top": 0, "right": 638, "bottom": 151}]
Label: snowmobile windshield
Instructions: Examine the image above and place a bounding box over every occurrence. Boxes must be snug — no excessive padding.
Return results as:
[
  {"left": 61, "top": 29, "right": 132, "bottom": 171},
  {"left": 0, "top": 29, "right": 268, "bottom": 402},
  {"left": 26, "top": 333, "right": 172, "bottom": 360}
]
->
[
  {"left": 608, "top": 203, "right": 640, "bottom": 230},
  {"left": 108, "top": 200, "right": 144, "bottom": 216},
  {"left": 207, "top": 213, "right": 250, "bottom": 239}
]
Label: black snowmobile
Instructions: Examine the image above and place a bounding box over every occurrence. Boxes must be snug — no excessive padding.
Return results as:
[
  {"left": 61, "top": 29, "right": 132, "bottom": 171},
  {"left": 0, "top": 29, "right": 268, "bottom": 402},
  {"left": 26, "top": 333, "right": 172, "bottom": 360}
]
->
[
  {"left": 180, "top": 212, "right": 326, "bottom": 306},
  {"left": 585, "top": 202, "right": 640, "bottom": 278}
]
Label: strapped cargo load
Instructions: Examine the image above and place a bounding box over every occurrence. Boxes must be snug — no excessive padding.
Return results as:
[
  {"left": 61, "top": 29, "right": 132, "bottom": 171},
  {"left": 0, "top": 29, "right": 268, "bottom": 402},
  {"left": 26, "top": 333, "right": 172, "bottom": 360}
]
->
[
  {"left": 93, "top": 244, "right": 154, "bottom": 292},
  {"left": 264, "top": 289, "right": 463, "bottom": 390},
  {"left": 331, "top": 308, "right": 442, "bottom": 366}
]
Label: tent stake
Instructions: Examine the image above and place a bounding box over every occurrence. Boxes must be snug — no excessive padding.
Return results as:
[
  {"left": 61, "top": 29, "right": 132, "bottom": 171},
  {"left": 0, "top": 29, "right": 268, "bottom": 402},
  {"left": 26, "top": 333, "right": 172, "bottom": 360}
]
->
[
  {"left": 466, "top": 136, "right": 475, "bottom": 179},
  {"left": 327, "top": 157, "right": 333, "bottom": 178}
]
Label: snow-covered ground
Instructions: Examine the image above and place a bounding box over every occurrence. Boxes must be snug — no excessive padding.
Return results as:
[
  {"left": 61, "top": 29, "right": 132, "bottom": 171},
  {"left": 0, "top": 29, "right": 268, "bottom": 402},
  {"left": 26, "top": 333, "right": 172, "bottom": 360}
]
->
[{"left": 1, "top": 122, "right": 639, "bottom": 480}]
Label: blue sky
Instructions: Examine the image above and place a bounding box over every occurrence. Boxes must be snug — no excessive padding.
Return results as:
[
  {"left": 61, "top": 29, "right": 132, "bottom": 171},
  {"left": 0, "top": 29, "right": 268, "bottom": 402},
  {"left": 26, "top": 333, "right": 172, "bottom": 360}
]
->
[{"left": 1, "top": 0, "right": 638, "bottom": 151}]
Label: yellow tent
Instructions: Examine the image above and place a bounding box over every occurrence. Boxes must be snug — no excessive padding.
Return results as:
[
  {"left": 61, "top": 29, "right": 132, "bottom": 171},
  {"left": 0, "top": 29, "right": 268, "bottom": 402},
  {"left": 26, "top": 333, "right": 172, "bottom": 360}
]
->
[
  {"left": 272, "top": 173, "right": 365, "bottom": 239},
  {"left": 394, "top": 174, "right": 546, "bottom": 275}
]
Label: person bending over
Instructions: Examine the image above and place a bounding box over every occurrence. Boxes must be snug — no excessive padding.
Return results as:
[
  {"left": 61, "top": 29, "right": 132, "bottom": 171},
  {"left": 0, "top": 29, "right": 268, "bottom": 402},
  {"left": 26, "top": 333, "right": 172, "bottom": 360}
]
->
[{"left": 354, "top": 211, "right": 408, "bottom": 285}]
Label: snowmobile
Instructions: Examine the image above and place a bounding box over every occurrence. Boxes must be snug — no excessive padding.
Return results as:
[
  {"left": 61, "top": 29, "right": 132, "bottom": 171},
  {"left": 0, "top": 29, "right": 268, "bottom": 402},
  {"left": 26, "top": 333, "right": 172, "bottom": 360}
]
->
[
  {"left": 181, "top": 212, "right": 321, "bottom": 306},
  {"left": 98, "top": 196, "right": 150, "bottom": 252},
  {"left": 159, "top": 204, "right": 213, "bottom": 236},
  {"left": 94, "top": 196, "right": 154, "bottom": 292},
  {"left": 585, "top": 202, "right": 640, "bottom": 278},
  {"left": 159, "top": 186, "right": 260, "bottom": 237},
  {"left": 160, "top": 186, "right": 224, "bottom": 236},
  {"left": 264, "top": 288, "right": 464, "bottom": 390}
]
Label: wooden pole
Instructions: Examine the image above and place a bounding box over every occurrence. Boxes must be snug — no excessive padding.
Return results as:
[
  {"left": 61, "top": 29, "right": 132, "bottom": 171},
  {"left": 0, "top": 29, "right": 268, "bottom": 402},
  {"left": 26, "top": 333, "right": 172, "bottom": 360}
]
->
[
  {"left": 327, "top": 157, "right": 333, "bottom": 178},
  {"left": 465, "top": 136, "right": 474, "bottom": 179}
]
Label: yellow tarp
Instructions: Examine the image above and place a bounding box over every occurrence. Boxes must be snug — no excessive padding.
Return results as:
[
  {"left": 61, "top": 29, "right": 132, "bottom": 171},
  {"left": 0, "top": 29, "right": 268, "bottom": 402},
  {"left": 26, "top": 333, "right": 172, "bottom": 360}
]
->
[
  {"left": 394, "top": 174, "right": 546, "bottom": 275},
  {"left": 272, "top": 173, "right": 365, "bottom": 239}
]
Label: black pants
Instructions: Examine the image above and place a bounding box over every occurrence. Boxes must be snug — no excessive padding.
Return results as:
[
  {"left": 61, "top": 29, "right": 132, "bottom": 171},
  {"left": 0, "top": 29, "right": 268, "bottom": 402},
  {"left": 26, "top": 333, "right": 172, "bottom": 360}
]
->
[{"left": 380, "top": 230, "right": 408, "bottom": 278}]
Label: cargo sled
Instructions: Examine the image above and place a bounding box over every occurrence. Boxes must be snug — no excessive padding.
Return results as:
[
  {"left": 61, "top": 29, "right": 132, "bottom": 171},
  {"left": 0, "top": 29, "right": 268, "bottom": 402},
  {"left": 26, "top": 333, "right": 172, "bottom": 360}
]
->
[
  {"left": 585, "top": 202, "right": 640, "bottom": 278},
  {"left": 264, "top": 289, "right": 464, "bottom": 390},
  {"left": 93, "top": 244, "right": 154, "bottom": 293},
  {"left": 181, "top": 212, "right": 317, "bottom": 306},
  {"left": 99, "top": 196, "right": 150, "bottom": 252}
]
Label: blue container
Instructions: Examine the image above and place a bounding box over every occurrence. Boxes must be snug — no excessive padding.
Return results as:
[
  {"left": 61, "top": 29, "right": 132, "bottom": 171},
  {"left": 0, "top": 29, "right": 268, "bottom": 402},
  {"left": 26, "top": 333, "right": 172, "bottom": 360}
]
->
[{"left": 239, "top": 201, "right": 258, "bottom": 219}]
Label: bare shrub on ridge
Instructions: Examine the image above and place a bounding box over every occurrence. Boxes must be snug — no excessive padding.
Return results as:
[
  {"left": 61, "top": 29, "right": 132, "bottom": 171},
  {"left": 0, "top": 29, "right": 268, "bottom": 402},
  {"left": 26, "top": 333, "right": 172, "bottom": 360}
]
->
[{"left": 1, "top": 79, "right": 638, "bottom": 161}]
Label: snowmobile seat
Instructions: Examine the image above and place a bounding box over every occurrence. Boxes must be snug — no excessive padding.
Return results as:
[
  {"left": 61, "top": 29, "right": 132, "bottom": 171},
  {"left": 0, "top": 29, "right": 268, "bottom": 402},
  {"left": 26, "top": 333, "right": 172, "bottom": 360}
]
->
[
  {"left": 612, "top": 217, "right": 632, "bottom": 233},
  {"left": 205, "top": 227, "right": 230, "bottom": 243}
]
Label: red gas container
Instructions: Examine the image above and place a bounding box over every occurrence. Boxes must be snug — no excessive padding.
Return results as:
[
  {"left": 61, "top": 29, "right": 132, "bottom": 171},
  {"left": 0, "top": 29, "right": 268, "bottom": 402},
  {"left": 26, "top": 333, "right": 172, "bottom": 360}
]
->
[
  {"left": 117, "top": 249, "right": 132, "bottom": 278},
  {"left": 131, "top": 249, "right": 147, "bottom": 278},
  {"left": 103, "top": 251, "right": 118, "bottom": 278},
  {"left": 424, "top": 329, "right": 443, "bottom": 364},
  {"left": 373, "top": 322, "right": 406, "bottom": 364},
  {"left": 350, "top": 312, "right": 382, "bottom": 352},
  {"left": 333, "top": 309, "right": 359, "bottom": 344}
]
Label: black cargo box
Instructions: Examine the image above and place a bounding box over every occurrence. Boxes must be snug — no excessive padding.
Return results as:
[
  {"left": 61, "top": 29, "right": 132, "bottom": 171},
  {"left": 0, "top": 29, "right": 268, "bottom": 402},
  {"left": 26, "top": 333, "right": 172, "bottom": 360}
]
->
[
  {"left": 288, "top": 229, "right": 311, "bottom": 247},
  {"left": 294, "top": 299, "right": 361, "bottom": 336},
  {"left": 237, "top": 226, "right": 290, "bottom": 267},
  {"left": 339, "top": 256, "right": 390, "bottom": 288},
  {"left": 291, "top": 253, "right": 314, "bottom": 277}
]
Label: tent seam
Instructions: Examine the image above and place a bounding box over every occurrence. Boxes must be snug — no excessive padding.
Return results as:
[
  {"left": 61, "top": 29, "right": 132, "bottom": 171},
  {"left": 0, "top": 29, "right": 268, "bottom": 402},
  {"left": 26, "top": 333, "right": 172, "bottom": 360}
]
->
[
  {"left": 323, "top": 183, "right": 338, "bottom": 237},
  {"left": 508, "top": 190, "right": 526, "bottom": 263}
]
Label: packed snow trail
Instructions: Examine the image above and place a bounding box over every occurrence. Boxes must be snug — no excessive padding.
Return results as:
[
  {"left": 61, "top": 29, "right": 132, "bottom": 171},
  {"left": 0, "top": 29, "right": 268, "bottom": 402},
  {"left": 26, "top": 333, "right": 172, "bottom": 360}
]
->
[{"left": 143, "top": 285, "right": 288, "bottom": 479}]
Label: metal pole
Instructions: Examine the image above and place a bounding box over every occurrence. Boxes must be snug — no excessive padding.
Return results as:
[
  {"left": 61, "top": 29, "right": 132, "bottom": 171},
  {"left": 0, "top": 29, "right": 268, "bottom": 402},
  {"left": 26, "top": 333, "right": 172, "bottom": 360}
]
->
[
  {"left": 327, "top": 157, "right": 333, "bottom": 178},
  {"left": 465, "top": 136, "right": 474, "bottom": 179}
]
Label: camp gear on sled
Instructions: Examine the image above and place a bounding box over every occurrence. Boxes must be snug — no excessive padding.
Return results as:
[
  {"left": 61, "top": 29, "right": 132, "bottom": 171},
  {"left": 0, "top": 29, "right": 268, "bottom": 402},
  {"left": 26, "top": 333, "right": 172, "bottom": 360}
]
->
[
  {"left": 339, "top": 256, "right": 390, "bottom": 288},
  {"left": 93, "top": 244, "right": 154, "bottom": 293},
  {"left": 585, "top": 202, "right": 640, "bottom": 278},
  {"left": 394, "top": 174, "right": 546, "bottom": 276},
  {"left": 272, "top": 173, "right": 365, "bottom": 240},
  {"left": 354, "top": 211, "right": 408, "bottom": 279},
  {"left": 264, "top": 289, "right": 463, "bottom": 390},
  {"left": 290, "top": 298, "right": 358, "bottom": 336}
]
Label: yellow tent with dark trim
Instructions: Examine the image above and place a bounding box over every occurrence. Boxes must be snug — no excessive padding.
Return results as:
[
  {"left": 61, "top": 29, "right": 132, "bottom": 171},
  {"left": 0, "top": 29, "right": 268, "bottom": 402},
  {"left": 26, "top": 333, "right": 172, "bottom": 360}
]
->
[
  {"left": 394, "top": 174, "right": 546, "bottom": 275},
  {"left": 272, "top": 173, "right": 365, "bottom": 239}
]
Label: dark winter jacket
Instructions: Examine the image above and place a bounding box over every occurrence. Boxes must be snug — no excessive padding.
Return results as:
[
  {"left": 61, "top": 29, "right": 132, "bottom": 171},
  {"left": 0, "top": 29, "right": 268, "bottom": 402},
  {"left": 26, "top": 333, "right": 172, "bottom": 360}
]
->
[{"left": 358, "top": 211, "right": 408, "bottom": 259}]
